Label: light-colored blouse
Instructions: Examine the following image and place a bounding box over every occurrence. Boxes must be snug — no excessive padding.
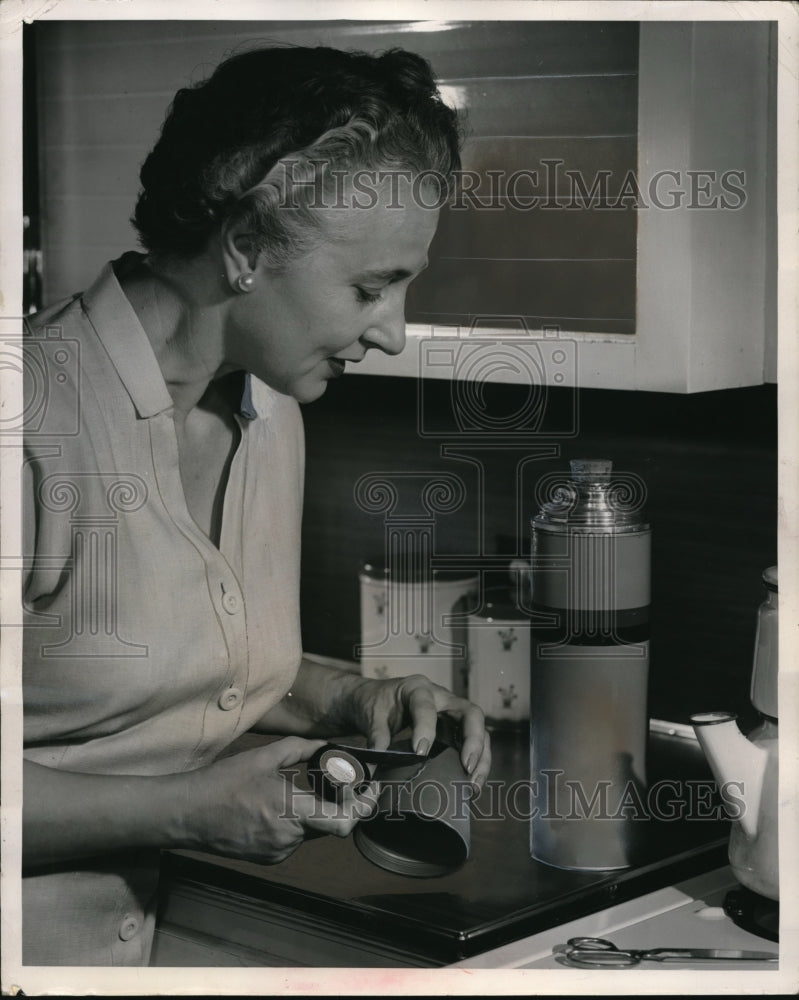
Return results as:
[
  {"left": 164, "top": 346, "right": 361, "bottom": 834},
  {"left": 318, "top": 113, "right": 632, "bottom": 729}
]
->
[{"left": 22, "top": 255, "right": 305, "bottom": 965}]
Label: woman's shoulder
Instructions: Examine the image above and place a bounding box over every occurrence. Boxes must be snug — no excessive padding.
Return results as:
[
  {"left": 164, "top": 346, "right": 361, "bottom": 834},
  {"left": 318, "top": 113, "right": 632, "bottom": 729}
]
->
[
  {"left": 26, "top": 255, "right": 141, "bottom": 339},
  {"left": 25, "top": 291, "right": 84, "bottom": 336},
  {"left": 24, "top": 258, "right": 119, "bottom": 342}
]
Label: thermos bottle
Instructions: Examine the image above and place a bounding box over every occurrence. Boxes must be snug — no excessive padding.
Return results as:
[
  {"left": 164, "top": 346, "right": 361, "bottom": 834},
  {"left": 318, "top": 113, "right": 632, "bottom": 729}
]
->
[{"left": 529, "top": 459, "right": 651, "bottom": 870}]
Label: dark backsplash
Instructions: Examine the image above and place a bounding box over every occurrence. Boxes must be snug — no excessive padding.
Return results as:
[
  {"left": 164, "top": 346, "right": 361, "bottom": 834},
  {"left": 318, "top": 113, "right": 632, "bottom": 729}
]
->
[{"left": 299, "top": 375, "right": 777, "bottom": 726}]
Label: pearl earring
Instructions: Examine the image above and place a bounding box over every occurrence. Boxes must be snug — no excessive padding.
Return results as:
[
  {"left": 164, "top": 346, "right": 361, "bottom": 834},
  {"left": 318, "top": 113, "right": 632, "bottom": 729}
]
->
[{"left": 237, "top": 273, "right": 255, "bottom": 292}]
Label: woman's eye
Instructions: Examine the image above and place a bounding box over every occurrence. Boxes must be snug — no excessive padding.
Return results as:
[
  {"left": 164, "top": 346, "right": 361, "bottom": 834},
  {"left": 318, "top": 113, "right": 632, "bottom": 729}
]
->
[{"left": 355, "top": 286, "right": 383, "bottom": 305}]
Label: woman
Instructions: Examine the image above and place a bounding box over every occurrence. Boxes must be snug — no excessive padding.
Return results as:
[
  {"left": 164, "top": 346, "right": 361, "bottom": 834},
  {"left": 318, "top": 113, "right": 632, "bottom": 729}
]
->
[{"left": 22, "top": 45, "right": 491, "bottom": 966}]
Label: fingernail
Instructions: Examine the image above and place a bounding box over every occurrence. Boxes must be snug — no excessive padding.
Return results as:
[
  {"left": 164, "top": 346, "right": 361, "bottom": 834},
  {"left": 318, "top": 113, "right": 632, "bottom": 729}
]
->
[
  {"left": 470, "top": 781, "right": 481, "bottom": 801},
  {"left": 415, "top": 738, "right": 431, "bottom": 757},
  {"left": 466, "top": 752, "right": 478, "bottom": 774}
]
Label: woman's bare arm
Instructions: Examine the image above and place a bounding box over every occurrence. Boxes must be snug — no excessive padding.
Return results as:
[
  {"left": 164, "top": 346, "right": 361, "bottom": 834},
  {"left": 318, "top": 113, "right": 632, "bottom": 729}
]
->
[
  {"left": 22, "top": 739, "right": 376, "bottom": 870},
  {"left": 22, "top": 760, "right": 196, "bottom": 867}
]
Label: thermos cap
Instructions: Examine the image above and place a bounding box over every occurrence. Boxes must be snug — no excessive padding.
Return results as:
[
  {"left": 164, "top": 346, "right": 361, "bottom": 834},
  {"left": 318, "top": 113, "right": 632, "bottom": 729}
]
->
[
  {"left": 569, "top": 458, "right": 613, "bottom": 481},
  {"left": 534, "top": 458, "right": 649, "bottom": 532}
]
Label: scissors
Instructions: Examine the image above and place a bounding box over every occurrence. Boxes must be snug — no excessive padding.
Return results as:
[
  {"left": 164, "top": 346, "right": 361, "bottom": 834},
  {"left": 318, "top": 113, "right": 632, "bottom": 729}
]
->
[{"left": 556, "top": 936, "right": 778, "bottom": 968}]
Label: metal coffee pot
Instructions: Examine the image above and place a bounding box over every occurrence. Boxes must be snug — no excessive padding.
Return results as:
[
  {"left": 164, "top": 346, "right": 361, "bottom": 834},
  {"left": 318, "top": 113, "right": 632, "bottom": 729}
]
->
[{"left": 691, "top": 566, "right": 779, "bottom": 900}]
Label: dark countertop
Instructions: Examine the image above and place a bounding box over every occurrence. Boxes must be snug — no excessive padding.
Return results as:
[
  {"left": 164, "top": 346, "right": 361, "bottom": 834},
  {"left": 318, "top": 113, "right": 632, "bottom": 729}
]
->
[{"left": 160, "top": 725, "right": 731, "bottom": 964}]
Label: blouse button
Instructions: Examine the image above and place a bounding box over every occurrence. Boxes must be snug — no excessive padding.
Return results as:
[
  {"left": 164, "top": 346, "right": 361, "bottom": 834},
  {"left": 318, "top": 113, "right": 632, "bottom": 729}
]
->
[
  {"left": 218, "top": 687, "right": 243, "bottom": 711},
  {"left": 222, "top": 592, "right": 240, "bottom": 614},
  {"left": 118, "top": 913, "right": 139, "bottom": 941}
]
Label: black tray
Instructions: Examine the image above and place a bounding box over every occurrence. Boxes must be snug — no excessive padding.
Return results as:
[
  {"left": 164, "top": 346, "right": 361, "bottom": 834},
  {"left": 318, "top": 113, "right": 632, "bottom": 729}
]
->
[{"left": 160, "top": 727, "right": 730, "bottom": 964}]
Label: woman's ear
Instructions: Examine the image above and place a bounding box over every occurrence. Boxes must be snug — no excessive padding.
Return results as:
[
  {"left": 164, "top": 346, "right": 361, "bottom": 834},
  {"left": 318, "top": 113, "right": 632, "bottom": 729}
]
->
[{"left": 220, "top": 219, "right": 260, "bottom": 292}]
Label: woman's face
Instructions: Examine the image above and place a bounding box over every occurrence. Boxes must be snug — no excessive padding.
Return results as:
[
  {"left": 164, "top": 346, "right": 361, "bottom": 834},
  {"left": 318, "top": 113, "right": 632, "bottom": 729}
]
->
[{"left": 226, "top": 179, "right": 440, "bottom": 403}]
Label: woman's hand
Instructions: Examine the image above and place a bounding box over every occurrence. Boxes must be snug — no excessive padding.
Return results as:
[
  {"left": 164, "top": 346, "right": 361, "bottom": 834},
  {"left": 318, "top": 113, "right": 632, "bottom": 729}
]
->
[
  {"left": 181, "top": 736, "right": 378, "bottom": 864},
  {"left": 23, "top": 738, "right": 377, "bottom": 869},
  {"left": 254, "top": 660, "right": 492, "bottom": 795},
  {"left": 349, "top": 674, "right": 492, "bottom": 794}
]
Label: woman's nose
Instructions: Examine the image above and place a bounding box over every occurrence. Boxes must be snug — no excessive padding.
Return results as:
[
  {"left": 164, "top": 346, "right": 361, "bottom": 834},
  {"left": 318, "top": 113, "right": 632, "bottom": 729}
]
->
[{"left": 362, "top": 307, "right": 407, "bottom": 357}]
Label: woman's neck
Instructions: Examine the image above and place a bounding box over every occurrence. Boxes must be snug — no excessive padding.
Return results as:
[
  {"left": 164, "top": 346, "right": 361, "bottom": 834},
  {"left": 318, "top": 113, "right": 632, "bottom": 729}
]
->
[{"left": 118, "top": 253, "right": 236, "bottom": 417}]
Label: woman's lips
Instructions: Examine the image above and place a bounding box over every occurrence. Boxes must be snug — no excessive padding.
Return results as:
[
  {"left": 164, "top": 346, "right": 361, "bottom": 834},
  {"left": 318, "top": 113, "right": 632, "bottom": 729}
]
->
[{"left": 328, "top": 357, "right": 346, "bottom": 377}]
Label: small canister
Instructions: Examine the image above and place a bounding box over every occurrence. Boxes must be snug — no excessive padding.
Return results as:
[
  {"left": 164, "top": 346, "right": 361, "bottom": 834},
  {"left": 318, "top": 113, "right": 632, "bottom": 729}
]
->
[
  {"left": 467, "top": 587, "right": 531, "bottom": 728},
  {"left": 359, "top": 559, "right": 478, "bottom": 697}
]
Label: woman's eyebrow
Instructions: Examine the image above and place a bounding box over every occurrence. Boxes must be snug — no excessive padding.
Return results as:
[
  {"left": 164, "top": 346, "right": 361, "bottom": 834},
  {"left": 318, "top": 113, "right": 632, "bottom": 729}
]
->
[{"left": 354, "top": 261, "right": 429, "bottom": 283}]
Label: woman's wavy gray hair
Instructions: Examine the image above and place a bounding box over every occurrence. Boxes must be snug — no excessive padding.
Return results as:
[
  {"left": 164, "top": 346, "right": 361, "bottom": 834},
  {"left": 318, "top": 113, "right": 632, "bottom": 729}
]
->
[{"left": 133, "top": 45, "right": 463, "bottom": 266}]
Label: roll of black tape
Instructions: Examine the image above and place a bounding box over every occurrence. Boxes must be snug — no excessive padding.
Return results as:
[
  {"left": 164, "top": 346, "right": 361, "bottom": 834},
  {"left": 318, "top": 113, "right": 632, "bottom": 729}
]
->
[{"left": 308, "top": 746, "right": 368, "bottom": 803}]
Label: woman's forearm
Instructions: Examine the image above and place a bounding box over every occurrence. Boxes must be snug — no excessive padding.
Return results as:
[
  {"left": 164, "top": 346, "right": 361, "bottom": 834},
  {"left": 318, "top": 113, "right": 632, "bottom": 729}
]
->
[
  {"left": 23, "top": 759, "right": 195, "bottom": 868},
  {"left": 252, "top": 658, "right": 367, "bottom": 737},
  {"left": 24, "top": 738, "right": 368, "bottom": 872}
]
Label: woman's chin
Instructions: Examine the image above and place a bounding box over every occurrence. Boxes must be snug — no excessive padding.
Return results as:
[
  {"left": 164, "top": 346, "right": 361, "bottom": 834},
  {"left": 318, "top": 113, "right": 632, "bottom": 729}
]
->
[{"left": 290, "top": 376, "right": 332, "bottom": 405}]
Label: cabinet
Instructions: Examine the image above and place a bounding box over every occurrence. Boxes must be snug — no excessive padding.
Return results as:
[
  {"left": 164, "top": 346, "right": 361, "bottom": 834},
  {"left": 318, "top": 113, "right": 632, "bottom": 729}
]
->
[
  {"left": 354, "top": 22, "right": 777, "bottom": 392},
  {"left": 29, "top": 19, "right": 776, "bottom": 393}
]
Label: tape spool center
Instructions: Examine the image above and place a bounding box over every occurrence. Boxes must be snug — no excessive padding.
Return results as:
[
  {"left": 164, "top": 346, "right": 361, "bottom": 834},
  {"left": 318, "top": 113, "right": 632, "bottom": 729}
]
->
[{"left": 325, "top": 755, "right": 358, "bottom": 785}]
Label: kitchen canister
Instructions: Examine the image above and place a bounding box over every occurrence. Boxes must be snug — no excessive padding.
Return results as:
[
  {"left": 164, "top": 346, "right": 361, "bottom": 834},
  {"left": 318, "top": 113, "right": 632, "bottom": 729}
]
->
[
  {"left": 529, "top": 459, "right": 651, "bottom": 871},
  {"left": 359, "top": 559, "right": 478, "bottom": 697},
  {"left": 467, "top": 587, "right": 531, "bottom": 728}
]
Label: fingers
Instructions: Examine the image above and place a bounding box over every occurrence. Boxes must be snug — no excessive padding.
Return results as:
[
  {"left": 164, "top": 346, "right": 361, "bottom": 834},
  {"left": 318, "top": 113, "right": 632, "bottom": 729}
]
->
[
  {"left": 262, "top": 736, "right": 328, "bottom": 768},
  {"left": 257, "top": 777, "right": 380, "bottom": 863},
  {"left": 458, "top": 701, "right": 490, "bottom": 780},
  {"left": 445, "top": 700, "right": 491, "bottom": 793},
  {"left": 406, "top": 679, "right": 492, "bottom": 792},
  {"left": 466, "top": 731, "right": 492, "bottom": 794},
  {"left": 398, "top": 676, "right": 492, "bottom": 794},
  {"left": 368, "top": 719, "right": 392, "bottom": 753},
  {"left": 195, "top": 740, "right": 380, "bottom": 867},
  {"left": 266, "top": 737, "right": 380, "bottom": 837},
  {"left": 295, "top": 781, "right": 380, "bottom": 840},
  {"left": 403, "top": 677, "right": 440, "bottom": 755}
]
